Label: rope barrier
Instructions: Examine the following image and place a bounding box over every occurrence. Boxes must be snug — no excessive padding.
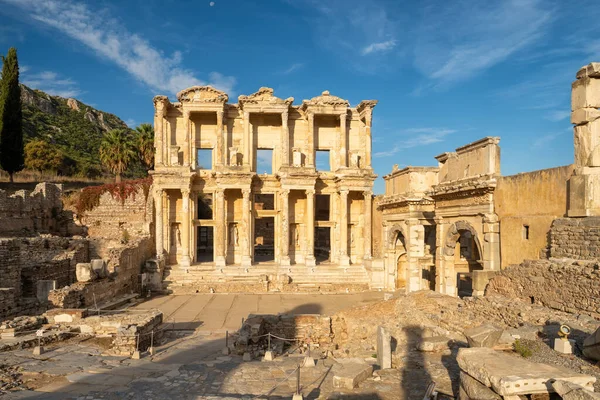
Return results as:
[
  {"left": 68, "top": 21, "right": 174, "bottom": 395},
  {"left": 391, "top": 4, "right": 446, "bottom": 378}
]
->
[{"left": 251, "top": 364, "right": 301, "bottom": 400}]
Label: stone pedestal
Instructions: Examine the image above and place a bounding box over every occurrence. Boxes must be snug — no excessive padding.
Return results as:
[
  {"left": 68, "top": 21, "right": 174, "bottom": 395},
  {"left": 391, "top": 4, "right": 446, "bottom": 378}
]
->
[
  {"left": 263, "top": 350, "right": 274, "bottom": 361},
  {"left": 555, "top": 338, "right": 575, "bottom": 354},
  {"left": 33, "top": 346, "right": 44, "bottom": 356},
  {"left": 132, "top": 350, "right": 141, "bottom": 360},
  {"left": 377, "top": 326, "right": 392, "bottom": 369}
]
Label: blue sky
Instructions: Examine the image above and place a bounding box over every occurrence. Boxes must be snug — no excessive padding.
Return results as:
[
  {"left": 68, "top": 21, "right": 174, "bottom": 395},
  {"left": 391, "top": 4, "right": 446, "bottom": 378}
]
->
[{"left": 1, "top": 0, "right": 599, "bottom": 194}]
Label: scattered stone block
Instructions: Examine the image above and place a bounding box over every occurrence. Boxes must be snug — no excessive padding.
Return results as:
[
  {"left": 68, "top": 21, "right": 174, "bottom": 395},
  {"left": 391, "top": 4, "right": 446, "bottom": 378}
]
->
[
  {"left": 222, "top": 347, "right": 231, "bottom": 355},
  {"left": 332, "top": 362, "right": 373, "bottom": 390},
  {"left": 553, "top": 380, "right": 600, "bottom": 399},
  {"left": 76, "top": 263, "right": 96, "bottom": 282},
  {"left": 263, "top": 350, "right": 274, "bottom": 361},
  {"left": 292, "top": 394, "right": 303, "bottom": 400},
  {"left": 460, "top": 371, "right": 501, "bottom": 400},
  {"left": 242, "top": 352, "right": 251, "bottom": 361},
  {"left": 377, "top": 326, "right": 392, "bottom": 369},
  {"left": 583, "top": 327, "right": 600, "bottom": 361},
  {"left": 457, "top": 348, "right": 596, "bottom": 396},
  {"left": 464, "top": 324, "right": 503, "bottom": 348},
  {"left": 90, "top": 259, "right": 108, "bottom": 279},
  {"left": 555, "top": 338, "right": 575, "bottom": 354},
  {"left": 418, "top": 336, "right": 450, "bottom": 352}
]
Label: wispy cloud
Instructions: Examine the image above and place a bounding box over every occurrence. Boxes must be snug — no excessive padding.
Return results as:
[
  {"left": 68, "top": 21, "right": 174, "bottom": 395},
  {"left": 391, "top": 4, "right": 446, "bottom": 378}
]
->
[
  {"left": 545, "top": 110, "right": 571, "bottom": 122},
  {"left": 125, "top": 119, "right": 137, "bottom": 128},
  {"left": 362, "top": 40, "right": 396, "bottom": 55},
  {"left": 281, "top": 63, "right": 305, "bottom": 75},
  {"left": 413, "top": 0, "right": 554, "bottom": 90},
  {"left": 373, "top": 128, "right": 456, "bottom": 158},
  {"left": 533, "top": 128, "right": 571, "bottom": 148},
  {"left": 1, "top": 0, "right": 236, "bottom": 96},
  {"left": 22, "top": 70, "right": 82, "bottom": 98}
]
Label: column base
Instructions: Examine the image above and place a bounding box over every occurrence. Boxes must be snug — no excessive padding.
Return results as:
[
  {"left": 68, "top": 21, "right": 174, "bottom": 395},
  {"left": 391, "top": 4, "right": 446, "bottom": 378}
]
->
[
  {"left": 339, "top": 255, "right": 350, "bottom": 266},
  {"left": 180, "top": 255, "right": 191, "bottom": 268},
  {"left": 305, "top": 256, "right": 316, "bottom": 267},
  {"left": 215, "top": 256, "right": 226, "bottom": 268},
  {"left": 280, "top": 256, "right": 291, "bottom": 266},
  {"left": 241, "top": 256, "right": 252, "bottom": 267}
]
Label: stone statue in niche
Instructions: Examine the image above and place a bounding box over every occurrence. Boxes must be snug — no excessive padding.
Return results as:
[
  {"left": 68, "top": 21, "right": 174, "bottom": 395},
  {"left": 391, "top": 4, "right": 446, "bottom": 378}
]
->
[
  {"left": 229, "top": 147, "right": 239, "bottom": 166},
  {"left": 295, "top": 226, "right": 300, "bottom": 246},
  {"left": 170, "top": 146, "right": 180, "bottom": 166},
  {"left": 350, "top": 153, "right": 360, "bottom": 168},
  {"left": 292, "top": 148, "right": 303, "bottom": 167},
  {"left": 230, "top": 223, "right": 238, "bottom": 247}
]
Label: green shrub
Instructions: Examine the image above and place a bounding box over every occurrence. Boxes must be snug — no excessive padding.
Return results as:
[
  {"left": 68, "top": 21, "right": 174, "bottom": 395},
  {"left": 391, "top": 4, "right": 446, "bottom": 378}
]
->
[{"left": 513, "top": 339, "right": 533, "bottom": 358}]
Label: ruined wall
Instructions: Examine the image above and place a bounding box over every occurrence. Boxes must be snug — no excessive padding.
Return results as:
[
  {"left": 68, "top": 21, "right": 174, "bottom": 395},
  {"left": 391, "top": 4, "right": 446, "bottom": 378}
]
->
[
  {"left": 0, "top": 239, "right": 21, "bottom": 297},
  {"left": 0, "top": 183, "right": 80, "bottom": 237},
  {"left": 48, "top": 237, "right": 154, "bottom": 308},
  {"left": 372, "top": 196, "right": 383, "bottom": 258},
  {"left": 550, "top": 217, "right": 600, "bottom": 259},
  {"left": 437, "top": 137, "right": 500, "bottom": 183},
  {"left": 495, "top": 165, "right": 573, "bottom": 267},
  {"left": 80, "top": 187, "right": 153, "bottom": 241},
  {"left": 485, "top": 259, "right": 600, "bottom": 318}
]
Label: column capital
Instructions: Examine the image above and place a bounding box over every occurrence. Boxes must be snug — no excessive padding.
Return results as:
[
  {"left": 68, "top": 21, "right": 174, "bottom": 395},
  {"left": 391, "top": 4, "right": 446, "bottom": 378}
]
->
[
  {"left": 243, "top": 110, "right": 250, "bottom": 119},
  {"left": 340, "top": 111, "right": 348, "bottom": 120},
  {"left": 363, "top": 190, "right": 373, "bottom": 199},
  {"left": 340, "top": 189, "right": 349, "bottom": 197},
  {"left": 282, "top": 109, "right": 289, "bottom": 119},
  {"left": 242, "top": 188, "right": 251, "bottom": 198},
  {"left": 182, "top": 188, "right": 190, "bottom": 197},
  {"left": 216, "top": 109, "right": 224, "bottom": 118},
  {"left": 216, "top": 189, "right": 225, "bottom": 200},
  {"left": 153, "top": 187, "right": 162, "bottom": 198},
  {"left": 307, "top": 111, "right": 314, "bottom": 122},
  {"left": 281, "top": 189, "right": 290, "bottom": 197},
  {"left": 306, "top": 189, "right": 315, "bottom": 197},
  {"left": 183, "top": 109, "right": 191, "bottom": 118},
  {"left": 434, "top": 216, "right": 445, "bottom": 224}
]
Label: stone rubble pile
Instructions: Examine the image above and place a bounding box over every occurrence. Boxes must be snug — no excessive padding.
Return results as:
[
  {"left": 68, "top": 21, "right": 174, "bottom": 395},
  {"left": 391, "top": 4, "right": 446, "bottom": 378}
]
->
[{"left": 0, "top": 316, "right": 46, "bottom": 338}]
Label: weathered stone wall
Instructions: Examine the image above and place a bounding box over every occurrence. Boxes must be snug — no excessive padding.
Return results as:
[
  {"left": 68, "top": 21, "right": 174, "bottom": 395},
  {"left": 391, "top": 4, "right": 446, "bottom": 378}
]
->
[
  {"left": 0, "top": 289, "right": 17, "bottom": 320},
  {"left": 0, "top": 239, "right": 21, "bottom": 297},
  {"left": 485, "top": 259, "right": 600, "bottom": 317},
  {"left": 0, "top": 183, "right": 81, "bottom": 237},
  {"left": 550, "top": 217, "right": 600, "bottom": 259},
  {"left": 48, "top": 237, "right": 154, "bottom": 308},
  {"left": 79, "top": 187, "right": 153, "bottom": 241},
  {"left": 495, "top": 165, "right": 573, "bottom": 267}
]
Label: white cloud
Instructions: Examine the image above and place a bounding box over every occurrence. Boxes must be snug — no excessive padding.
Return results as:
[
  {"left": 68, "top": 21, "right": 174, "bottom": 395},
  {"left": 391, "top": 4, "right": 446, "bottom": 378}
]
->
[
  {"left": 413, "top": 0, "right": 554, "bottom": 88},
  {"left": 545, "top": 110, "right": 571, "bottom": 122},
  {"left": 125, "top": 119, "right": 137, "bottom": 128},
  {"left": 533, "top": 129, "right": 570, "bottom": 148},
  {"left": 1, "top": 0, "right": 236, "bottom": 96},
  {"left": 373, "top": 128, "right": 456, "bottom": 158},
  {"left": 362, "top": 40, "right": 396, "bottom": 55},
  {"left": 22, "top": 69, "right": 82, "bottom": 98},
  {"left": 282, "top": 63, "right": 305, "bottom": 74}
]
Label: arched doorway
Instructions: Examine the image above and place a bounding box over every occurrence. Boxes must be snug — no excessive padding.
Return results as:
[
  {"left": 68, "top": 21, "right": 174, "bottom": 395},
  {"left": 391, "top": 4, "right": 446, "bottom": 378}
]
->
[
  {"left": 392, "top": 231, "right": 407, "bottom": 289},
  {"left": 445, "top": 221, "right": 483, "bottom": 297}
]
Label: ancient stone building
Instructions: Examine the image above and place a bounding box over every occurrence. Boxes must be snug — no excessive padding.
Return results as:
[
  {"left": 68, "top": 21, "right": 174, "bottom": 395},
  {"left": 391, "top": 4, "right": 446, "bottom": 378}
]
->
[{"left": 151, "top": 86, "right": 377, "bottom": 286}]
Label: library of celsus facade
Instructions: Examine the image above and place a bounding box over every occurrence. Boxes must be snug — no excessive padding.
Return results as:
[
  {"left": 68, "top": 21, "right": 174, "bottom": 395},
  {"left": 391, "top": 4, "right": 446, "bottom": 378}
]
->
[{"left": 151, "top": 86, "right": 377, "bottom": 286}]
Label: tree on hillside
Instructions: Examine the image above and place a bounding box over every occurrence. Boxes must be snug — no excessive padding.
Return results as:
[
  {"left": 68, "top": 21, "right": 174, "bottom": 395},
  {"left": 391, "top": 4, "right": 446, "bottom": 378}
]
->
[
  {"left": 99, "top": 128, "right": 135, "bottom": 183},
  {"left": 135, "top": 123, "right": 154, "bottom": 171},
  {"left": 0, "top": 47, "right": 24, "bottom": 182},
  {"left": 24, "top": 139, "right": 64, "bottom": 177}
]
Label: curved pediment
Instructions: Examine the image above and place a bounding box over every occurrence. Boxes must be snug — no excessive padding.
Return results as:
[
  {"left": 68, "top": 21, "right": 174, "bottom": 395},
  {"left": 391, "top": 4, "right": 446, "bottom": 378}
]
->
[
  {"left": 176, "top": 86, "right": 229, "bottom": 104},
  {"left": 302, "top": 90, "right": 350, "bottom": 109},
  {"left": 238, "top": 87, "right": 294, "bottom": 108}
]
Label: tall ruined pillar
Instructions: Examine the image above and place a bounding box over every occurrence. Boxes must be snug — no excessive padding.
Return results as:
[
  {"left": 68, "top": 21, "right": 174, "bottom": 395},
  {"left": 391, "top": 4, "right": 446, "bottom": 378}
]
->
[
  {"left": 406, "top": 219, "right": 425, "bottom": 293},
  {"left": 339, "top": 112, "right": 347, "bottom": 168},
  {"left": 281, "top": 110, "right": 290, "bottom": 167},
  {"left": 182, "top": 110, "right": 190, "bottom": 167},
  {"left": 305, "top": 189, "right": 316, "bottom": 266},
  {"left": 482, "top": 213, "right": 500, "bottom": 271},
  {"left": 215, "top": 189, "right": 226, "bottom": 267},
  {"left": 569, "top": 63, "right": 600, "bottom": 216},
  {"left": 281, "top": 189, "right": 291, "bottom": 266},
  {"left": 216, "top": 110, "right": 224, "bottom": 167},
  {"left": 307, "top": 112, "right": 315, "bottom": 168},
  {"left": 180, "top": 188, "right": 191, "bottom": 267},
  {"left": 339, "top": 189, "right": 350, "bottom": 266},
  {"left": 153, "top": 97, "right": 167, "bottom": 166},
  {"left": 364, "top": 110, "right": 372, "bottom": 168},
  {"left": 363, "top": 191, "right": 372, "bottom": 260},
  {"left": 154, "top": 188, "right": 164, "bottom": 261},
  {"left": 241, "top": 189, "right": 252, "bottom": 267},
  {"left": 243, "top": 111, "right": 251, "bottom": 169},
  {"left": 434, "top": 217, "right": 446, "bottom": 294}
]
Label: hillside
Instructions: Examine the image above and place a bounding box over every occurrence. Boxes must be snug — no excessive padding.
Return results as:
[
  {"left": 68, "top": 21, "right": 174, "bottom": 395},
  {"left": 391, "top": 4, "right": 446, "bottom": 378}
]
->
[{"left": 20, "top": 85, "right": 130, "bottom": 177}]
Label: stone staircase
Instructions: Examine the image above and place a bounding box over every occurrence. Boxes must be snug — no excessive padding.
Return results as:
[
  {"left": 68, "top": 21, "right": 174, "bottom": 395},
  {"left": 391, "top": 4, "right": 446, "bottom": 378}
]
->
[{"left": 162, "top": 263, "right": 372, "bottom": 293}]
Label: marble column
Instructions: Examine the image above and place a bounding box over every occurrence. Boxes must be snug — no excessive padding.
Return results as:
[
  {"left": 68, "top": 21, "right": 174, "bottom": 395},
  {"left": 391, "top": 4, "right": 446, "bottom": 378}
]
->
[
  {"left": 180, "top": 188, "right": 191, "bottom": 267},
  {"left": 339, "top": 112, "right": 347, "bottom": 168},
  {"left": 281, "top": 110, "right": 290, "bottom": 167},
  {"left": 339, "top": 189, "right": 350, "bottom": 266},
  {"left": 305, "top": 189, "right": 316, "bottom": 266},
  {"left": 243, "top": 111, "right": 251, "bottom": 169},
  {"left": 241, "top": 189, "right": 252, "bottom": 267},
  {"left": 154, "top": 105, "right": 165, "bottom": 166},
  {"left": 182, "top": 110, "right": 190, "bottom": 167},
  {"left": 307, "top": 112, "right": 315, "bottom": 168},
  {"left": 280, "top": 189, "right": 290, "bottom": 266},
  {"left": 154, "top": 188, "right": 164, "bottom": 261},
  {"left": 215, "top": 189, "right": 226, "bottom": 267},
  {"left": 364, "top": 111, "right": 372, "bottom": 168},
  {"left": 216, "top": 110, "right": 224, "bottom": 167},
  {"left": 363, "top": 190, "right": 372, "bottom": 260}
]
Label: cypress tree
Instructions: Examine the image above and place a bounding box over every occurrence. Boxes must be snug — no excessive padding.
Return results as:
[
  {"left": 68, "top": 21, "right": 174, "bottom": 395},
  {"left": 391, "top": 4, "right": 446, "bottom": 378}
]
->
[{"left": 0, "top": 47, "right": 24, "bottom": 182}]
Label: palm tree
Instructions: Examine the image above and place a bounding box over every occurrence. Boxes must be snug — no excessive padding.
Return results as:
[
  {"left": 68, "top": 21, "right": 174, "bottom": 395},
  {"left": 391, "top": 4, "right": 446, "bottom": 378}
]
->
[
  {"left": 99, "top": 128, "right": 135, "bottom": 183},
  {"left": 135, "top": 123, "right": 154, "bottom": 171}
]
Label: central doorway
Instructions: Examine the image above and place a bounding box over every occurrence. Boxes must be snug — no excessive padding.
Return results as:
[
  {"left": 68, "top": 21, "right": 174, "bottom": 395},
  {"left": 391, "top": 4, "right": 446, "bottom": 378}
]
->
[
  {"left": 315, "top": 226, "right": 331, "bottom": 264},
  {"left": 196, "top": 226, "right": 214, "bottom": 262},
  {"left": 254, "top": 217, "right": 274, "bottom": 262}
]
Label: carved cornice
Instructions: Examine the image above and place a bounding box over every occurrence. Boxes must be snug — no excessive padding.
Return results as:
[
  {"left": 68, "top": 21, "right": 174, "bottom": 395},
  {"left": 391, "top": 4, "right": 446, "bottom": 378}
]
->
[
  {"left": 238, "top": 87, "right": 293, "bottom": 110},
  {"left": 430, "top": 175, "right": 496, "bottom": 199},
  {"left": 356, "top": 100, "right": 378, "bottom": 118},
  {"left": 176, "top": 86, "right": 229, "bottom": 104},
  {"left": 300, "top": 90, "right": 350, "bottom": 114}
]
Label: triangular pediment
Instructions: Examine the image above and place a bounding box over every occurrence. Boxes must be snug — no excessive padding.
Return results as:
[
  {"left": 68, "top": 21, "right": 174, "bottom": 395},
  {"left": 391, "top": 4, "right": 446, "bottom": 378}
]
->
[{"left": 177, "top": 86, "right": 229, "bottom": 104}]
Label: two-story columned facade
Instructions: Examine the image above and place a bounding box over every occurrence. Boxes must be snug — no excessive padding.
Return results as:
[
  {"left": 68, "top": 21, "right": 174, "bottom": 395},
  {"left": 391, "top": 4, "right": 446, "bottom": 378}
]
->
[{"left": 151, "top": 86, "right": 377, "bottom": 273}]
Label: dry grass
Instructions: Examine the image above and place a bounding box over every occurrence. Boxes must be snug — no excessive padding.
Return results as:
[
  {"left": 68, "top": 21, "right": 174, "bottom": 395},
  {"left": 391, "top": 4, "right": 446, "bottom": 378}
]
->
[{"left": 0, "top": 169, "right": 111, "bottom": 184}]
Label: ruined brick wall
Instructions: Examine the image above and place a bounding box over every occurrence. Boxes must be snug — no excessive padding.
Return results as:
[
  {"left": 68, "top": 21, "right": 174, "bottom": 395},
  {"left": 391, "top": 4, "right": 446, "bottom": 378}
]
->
[
  {"left": 485, "top": 259, "right": 600, "bottom": 318},
  {"left": 48, "top": 237, "right": 154, "bottom": 308},
  {"left": 79, "top": 187, "right": 153, "bottom": 241},
  {"left": 0, "top": 239, "right": 21, "bottom": 297},
  {"left": 550, "top": 217, "right": 600, "bottom": 259},
  {"left": 495, "top": 165, "right": 573, "bottom": 267},
  {"left": 0, "top": 183, "right": 79, "bottom": 237},
  {"left": 0, "top": 289, "right": 17, "bottom": 320}
]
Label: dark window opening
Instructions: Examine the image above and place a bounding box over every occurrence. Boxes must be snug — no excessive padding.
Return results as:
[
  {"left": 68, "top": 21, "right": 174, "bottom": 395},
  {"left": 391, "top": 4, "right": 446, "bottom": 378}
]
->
[
  {"left": 315, "top": 227, "right": 331, "bottom": 263},
  {"left": 198, "top": 193, "right": 213, "bottom": 219},
  {"left": 21, "top": 273, "right": 35, "bottom": 298},
  {"left": 254, "top": 217, "right": 274, "bottom": 262},
  {"left": 255, "top": 194, "right": 274, "bottom": 210},
  {"left": 523, "top": 225, "right": 530, "bottom": 240},
  {"left": 316, "top": 195, "right": 330, "bottom": 221},
  {"left": 196, "top": 226, "right": 214, "bottom": 262}
]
